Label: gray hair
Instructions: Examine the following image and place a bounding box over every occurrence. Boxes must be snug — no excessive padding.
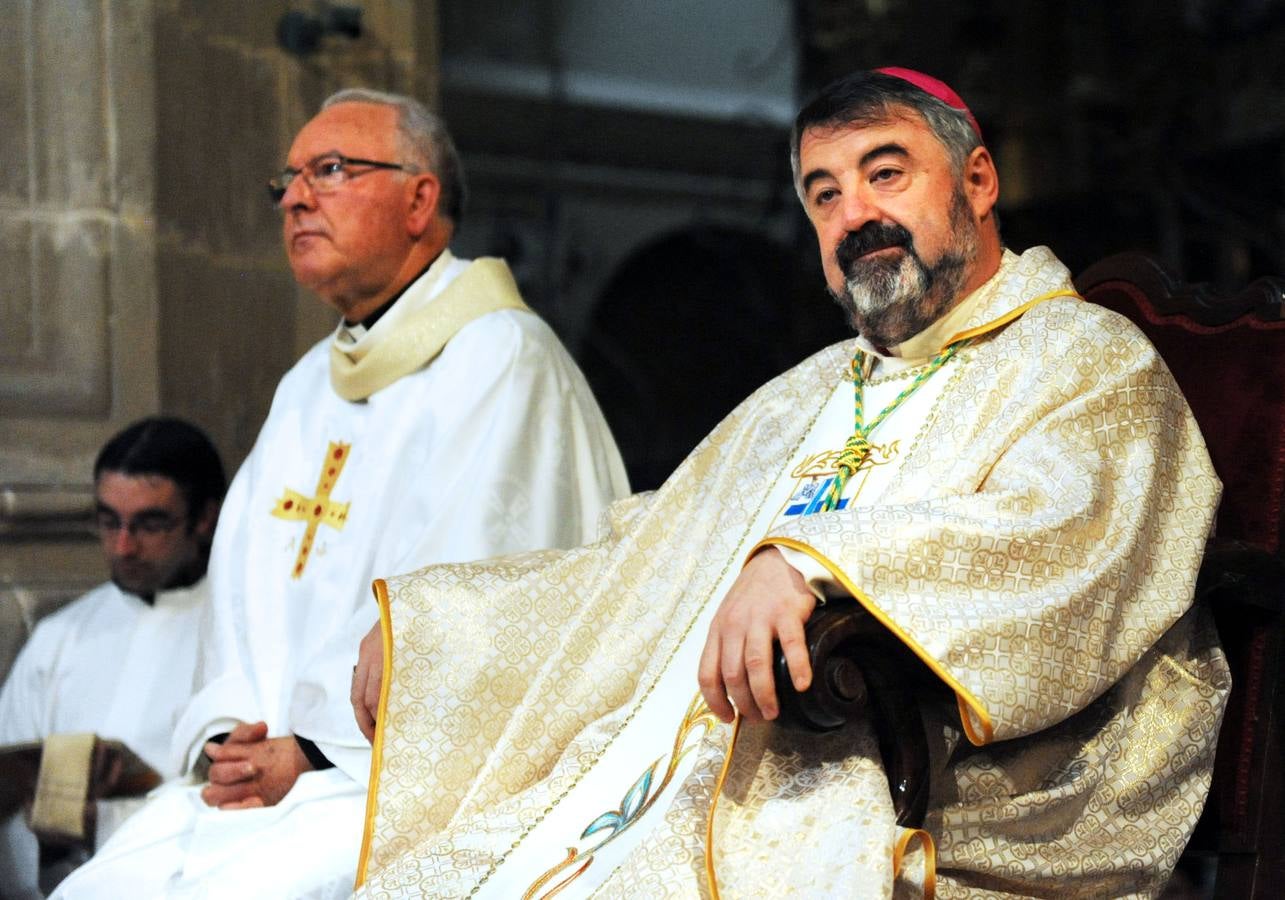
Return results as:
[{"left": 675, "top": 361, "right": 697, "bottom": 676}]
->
[
  {"left": 789, "top": 71, "right": 982, "bottom": 203},
  {"left": 322, "top": 87, "right": 466, "bottom": 226}
]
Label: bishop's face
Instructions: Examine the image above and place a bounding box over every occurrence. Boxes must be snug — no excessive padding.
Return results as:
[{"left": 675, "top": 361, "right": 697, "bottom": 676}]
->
[
  {"left": 798, "top": 112, "right": 982, "bottom": 347},
  {"left": 278, "top": 102, "right": 417, "bottom": 316}
]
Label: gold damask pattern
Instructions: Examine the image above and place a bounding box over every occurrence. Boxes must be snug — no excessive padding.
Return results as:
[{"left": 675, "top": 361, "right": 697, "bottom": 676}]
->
[
  {"left": 933, "top": 607, "right": 1229, "bottom": 898},
  {"left": 769, "top": 293, "right": 1222, "bottom": 743},
  {"left": 357, "top": 247, "right": 1228, "bottom": 898},
  {"left": 357, "top": 354, "right": 836, "bottom": 895},
  {"left": 592, "top": 719, "right": 903, "bottom": 898}
]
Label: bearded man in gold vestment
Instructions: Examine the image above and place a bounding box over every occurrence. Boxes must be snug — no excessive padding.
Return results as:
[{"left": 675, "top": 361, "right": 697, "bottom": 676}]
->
[{"left": 351, "top": 69, "right": 1229, "bottom": 899}]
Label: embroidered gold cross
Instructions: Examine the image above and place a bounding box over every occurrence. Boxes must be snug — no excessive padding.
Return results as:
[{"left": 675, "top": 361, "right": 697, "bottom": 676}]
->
[{"left": 271, "top": 441, "right": 352, "bottom": 579}]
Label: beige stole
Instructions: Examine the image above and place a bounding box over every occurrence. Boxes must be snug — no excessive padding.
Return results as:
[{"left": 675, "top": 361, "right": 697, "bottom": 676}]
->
[{"left": 330, "top": 255, "right": 532, "bottom": 401}]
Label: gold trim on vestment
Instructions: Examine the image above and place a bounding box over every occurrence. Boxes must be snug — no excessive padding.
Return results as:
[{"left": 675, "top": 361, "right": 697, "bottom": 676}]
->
[
  {"left": 892, "top": 828, "right": 936, "bottom": 899},
  {"left": 942, "top": 289, "right": 1082, "bottom": 348},
  {"left": 703, "top": 712, "right": 742, "bottom": 900},
  {"left": 355, "top": 578, "right": 395, "bottom": 887},
  {"left": 751, "top": 536, "right": 995, "bottom": 745}
]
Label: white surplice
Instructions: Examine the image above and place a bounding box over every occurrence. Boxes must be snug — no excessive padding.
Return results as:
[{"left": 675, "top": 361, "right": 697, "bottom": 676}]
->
[
  {"left": 0, "top": 579, "right": 208, "bottom": 897},
  {"left": 53, "top": 252, "right": 629, "bottom": 899}
]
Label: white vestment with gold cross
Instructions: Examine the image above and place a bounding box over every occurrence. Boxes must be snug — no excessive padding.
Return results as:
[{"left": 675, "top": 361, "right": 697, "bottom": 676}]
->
[
  {"left": 355, "top": 247, "right": 1229, "bottom": 899},
  {"left": 53, "top": 251, "right": 628, "bottom": 899}
]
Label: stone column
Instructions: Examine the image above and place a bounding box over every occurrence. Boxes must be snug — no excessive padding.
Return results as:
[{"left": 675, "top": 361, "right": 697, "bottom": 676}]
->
[{"left": 0, "top": 0, "right": 159, "bottom": 650}]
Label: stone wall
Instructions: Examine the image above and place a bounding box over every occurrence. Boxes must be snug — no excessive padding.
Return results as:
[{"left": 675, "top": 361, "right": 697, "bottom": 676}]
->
[
  {"left": 0, "top": 0, "right": 159, "bottom": 666},
  {"left": 0, "top": 0, "right": 439, "bottom": 682}
]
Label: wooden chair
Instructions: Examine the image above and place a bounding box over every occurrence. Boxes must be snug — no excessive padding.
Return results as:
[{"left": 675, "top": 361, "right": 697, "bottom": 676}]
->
[{"left": 776, "top": 252, "right": 1285, "bottom": 896}]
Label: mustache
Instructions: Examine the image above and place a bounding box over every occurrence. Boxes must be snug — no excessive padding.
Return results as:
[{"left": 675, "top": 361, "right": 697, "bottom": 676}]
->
[{"left": 835, "top": 222, "right": 915, "bottom": 273}]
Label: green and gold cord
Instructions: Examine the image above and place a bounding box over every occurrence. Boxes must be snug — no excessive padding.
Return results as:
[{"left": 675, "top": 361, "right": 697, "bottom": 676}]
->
[{"left": 819, "top": 338, "right": 971, "bottom": 512}]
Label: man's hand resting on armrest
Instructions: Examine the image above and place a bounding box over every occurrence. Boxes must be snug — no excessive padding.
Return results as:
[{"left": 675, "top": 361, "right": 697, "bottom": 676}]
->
[
  {"left": 351, "top": 620, "right": 383, "bottom": 743},
  {"left": 200, "top": 721, "right": 312, "bottom": 809},
  {"left": 698, "top": 546, "right": 818, "bottom": 725}
]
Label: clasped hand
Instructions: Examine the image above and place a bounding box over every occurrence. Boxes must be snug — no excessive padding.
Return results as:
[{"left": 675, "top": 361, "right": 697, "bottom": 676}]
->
[
  {"left": 698, "top": 546, "right": 817, "bottom": 724},
  {"left": 200, "top": 721, "right": 311, "bottom": 809}
]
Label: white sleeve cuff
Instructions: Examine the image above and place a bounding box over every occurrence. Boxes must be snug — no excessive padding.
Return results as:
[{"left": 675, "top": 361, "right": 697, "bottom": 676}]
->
[{"left": 774, "top": 545, "right": 841, "bottom": 605}]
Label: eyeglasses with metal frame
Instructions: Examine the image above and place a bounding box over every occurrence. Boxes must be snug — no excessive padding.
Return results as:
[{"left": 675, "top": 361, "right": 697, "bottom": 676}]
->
[{"left": 267, "top": 153, "right": 412, "bottom": 206}]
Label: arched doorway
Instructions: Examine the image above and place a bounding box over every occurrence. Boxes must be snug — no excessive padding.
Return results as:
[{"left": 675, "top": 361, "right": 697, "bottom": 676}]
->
[{"left": 579, "top": 225, "right": 845, "bottom": 490}]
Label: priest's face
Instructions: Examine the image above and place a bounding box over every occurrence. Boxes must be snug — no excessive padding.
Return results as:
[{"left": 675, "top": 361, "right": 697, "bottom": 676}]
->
[
  {"left": 278, "top": 102, "right": 417, "bottom": 314},
  {"left": 95, "top": 472, "right": 213, "bottom": 601},
  {"left": 798, "top": 112, "right": 985, "bottom": 347}
]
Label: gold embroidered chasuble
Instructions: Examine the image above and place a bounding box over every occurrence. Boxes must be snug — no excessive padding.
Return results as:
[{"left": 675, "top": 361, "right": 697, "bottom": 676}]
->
[{"left": 356, "top": 247, "right": 1229, "bottom": 898}]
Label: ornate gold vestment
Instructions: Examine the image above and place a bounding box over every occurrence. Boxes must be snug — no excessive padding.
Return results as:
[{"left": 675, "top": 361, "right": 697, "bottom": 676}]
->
[{"left": 356, "top": 248, "right": 1228, "bottom": 898}]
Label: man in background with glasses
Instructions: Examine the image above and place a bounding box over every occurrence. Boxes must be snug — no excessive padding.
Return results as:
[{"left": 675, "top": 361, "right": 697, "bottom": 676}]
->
[
  {"left": 1, "top": 417, "right": 225, "bottom": 897},
  {"left": 54, "top": 89, "right": 627, "bottom": 899}
]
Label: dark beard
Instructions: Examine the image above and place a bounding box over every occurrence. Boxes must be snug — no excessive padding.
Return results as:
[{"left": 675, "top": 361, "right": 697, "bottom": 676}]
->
[{"left": 829, "top": 189, "right": 978, "bottom": 347}]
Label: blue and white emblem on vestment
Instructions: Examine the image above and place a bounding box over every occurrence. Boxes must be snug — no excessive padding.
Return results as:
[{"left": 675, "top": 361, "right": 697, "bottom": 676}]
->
[{"left": 783, "top": 476, "right": 850, "bottom": 517}]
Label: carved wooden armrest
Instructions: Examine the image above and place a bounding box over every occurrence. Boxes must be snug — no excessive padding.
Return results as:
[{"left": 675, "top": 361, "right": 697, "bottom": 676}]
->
[{"left": 773, "top": 600, "right": 935, "bottom": 828}]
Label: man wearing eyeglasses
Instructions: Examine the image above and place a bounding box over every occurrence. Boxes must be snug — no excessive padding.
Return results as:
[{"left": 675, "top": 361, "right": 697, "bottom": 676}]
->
[
  {"left": 53, "top": 89, "right": 627, "bottom": 898},
  {"left": 1, "top": 417, "right": 225, "bottom": 896}
]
